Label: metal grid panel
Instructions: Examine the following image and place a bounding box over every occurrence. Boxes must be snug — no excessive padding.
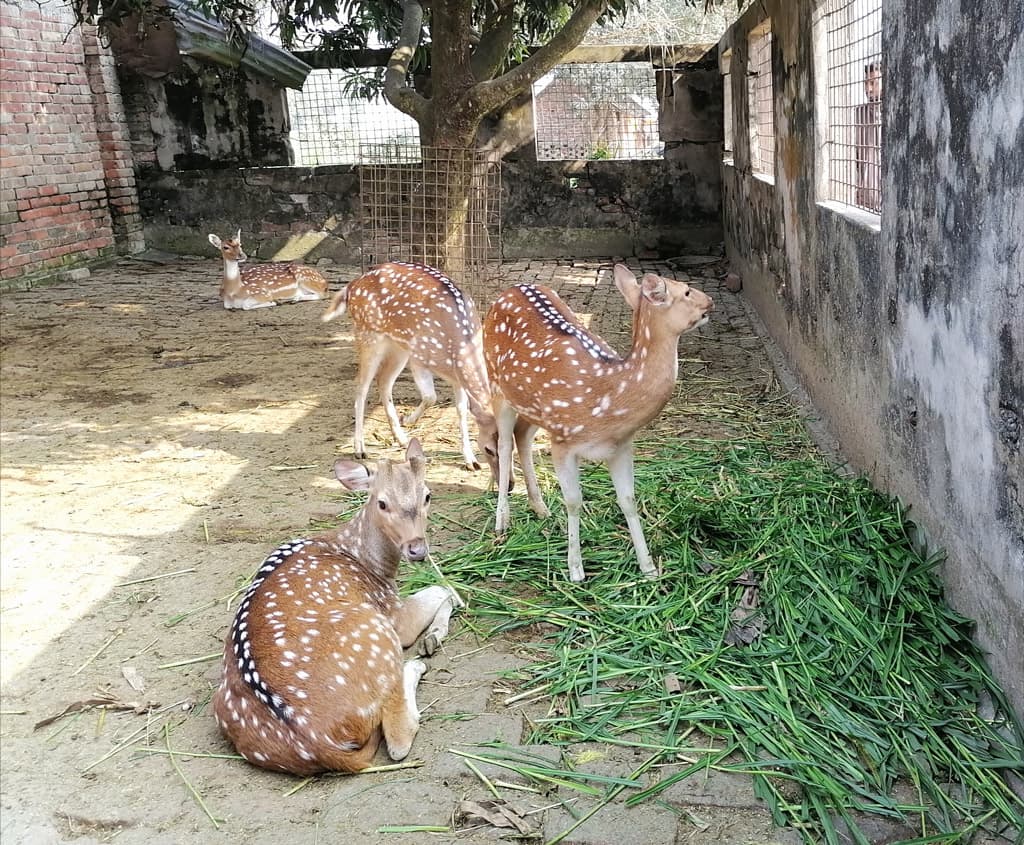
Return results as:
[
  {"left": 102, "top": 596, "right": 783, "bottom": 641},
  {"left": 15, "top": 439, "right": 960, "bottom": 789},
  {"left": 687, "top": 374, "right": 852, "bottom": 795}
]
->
[
  {"left": 532, "top": 62, "right": 663, "bottom": 161},
  {"left": 287, "top": 69, "right": 421, "bottom": 166},
  {"left": 358, "top": 147, "right": 502, "bottom": 300},
  {"left": 723, "top": 71, "right": 734, "bottom": 158},
  {"left": 824, "top": 0, "right": 882, "bottom": 213},
  {"left": 747, "top": 27, "right": 774, "bottom": 177}
]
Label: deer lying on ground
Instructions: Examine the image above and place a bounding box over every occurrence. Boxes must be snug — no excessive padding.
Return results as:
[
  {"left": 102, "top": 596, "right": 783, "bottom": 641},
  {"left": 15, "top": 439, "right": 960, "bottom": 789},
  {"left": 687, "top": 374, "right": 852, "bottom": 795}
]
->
[
  {"left": 483, "top": 264, "right": 714, "bottom": 583},
  {"left": 322, "top": 262, "right": 503, "bottom": 480},
  {"left": 212, "top": 439, "right": 460, "bottom": 774},
  {"left": 208, "top": 230, "right": 329, "bottom": 310}
]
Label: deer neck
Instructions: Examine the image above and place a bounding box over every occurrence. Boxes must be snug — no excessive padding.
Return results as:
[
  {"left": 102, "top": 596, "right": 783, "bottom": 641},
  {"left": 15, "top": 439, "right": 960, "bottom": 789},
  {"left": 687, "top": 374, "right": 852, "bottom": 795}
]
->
[
  {"left": 616, "top": 303, "right": 680, "bottom": 409},
  {"left": 460, "top": 332, "right": 495, "bottom": 422},
  {"left": 221, "top": 258, "right": 243, "bottom": 296},
  {"left": 321, "top": 508, "right": 401, "bottom": 589}
]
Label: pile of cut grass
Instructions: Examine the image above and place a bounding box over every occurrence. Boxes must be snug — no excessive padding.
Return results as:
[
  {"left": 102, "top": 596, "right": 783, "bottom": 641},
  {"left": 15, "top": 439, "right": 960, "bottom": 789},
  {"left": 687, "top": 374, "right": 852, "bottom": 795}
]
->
[{"left": 416, "top": 434, "right": 1024, "bottom": 844}]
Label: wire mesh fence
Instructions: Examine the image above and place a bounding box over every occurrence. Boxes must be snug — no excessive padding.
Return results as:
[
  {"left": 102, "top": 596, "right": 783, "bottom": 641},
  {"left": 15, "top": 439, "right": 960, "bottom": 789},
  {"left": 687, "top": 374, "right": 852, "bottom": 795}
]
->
[
  {"left": 288, "top": 69, "right": 421, "bottom": 166},
  {"left": 532, "top": 62, "right": 663, "bottom": 161},
  {"left": 747, "top": 25, "right": 774, "bottom": 177},
  {"left": 824, "top": 0, "right": 882, "bottom": 213},
  {"left": 358, "top": 146, "right": 502, "bottom": 301}
]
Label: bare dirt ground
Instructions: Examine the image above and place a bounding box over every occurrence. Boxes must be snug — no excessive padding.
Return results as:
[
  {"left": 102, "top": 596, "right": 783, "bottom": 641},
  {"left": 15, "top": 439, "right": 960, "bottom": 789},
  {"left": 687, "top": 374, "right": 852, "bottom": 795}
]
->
[{"left": 1, "top": 255, "right": 808, "bottom": 845}]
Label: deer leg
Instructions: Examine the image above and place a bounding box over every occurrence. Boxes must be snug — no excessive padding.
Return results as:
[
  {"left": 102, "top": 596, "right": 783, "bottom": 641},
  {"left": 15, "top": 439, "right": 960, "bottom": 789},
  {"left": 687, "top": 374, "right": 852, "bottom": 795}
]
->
[
  {"left": 449, "top": 384, "right": 480, "bottom": 471},
  {"left": 606, "top": 443, "right": 656, "bottom": 578},
  {"left": 551, "top": 446, "right": 585, "bottom": 583},
  {"left": 381, "top": 659, "right": 427, "bottom": 761},
  {"left": 393, "top": 584, "right": 462, "bottom": 656},
  {"left": 514, "top": 423, "right": 549, "bottom": 518},
  {"left": 402, "top": 363, "right": 437, "bottom": 426},
  {"left": 493, "top": 396, "right": 518, "bottom": 537},
  {"left": 353, "top": 337, "right": 388, "bottom": 458},
  {"left": 241, "top": 299, "right": 277, "bottom": 310},
  {"left": 376, "top": 349, "right": 412, "bottom": 447}
]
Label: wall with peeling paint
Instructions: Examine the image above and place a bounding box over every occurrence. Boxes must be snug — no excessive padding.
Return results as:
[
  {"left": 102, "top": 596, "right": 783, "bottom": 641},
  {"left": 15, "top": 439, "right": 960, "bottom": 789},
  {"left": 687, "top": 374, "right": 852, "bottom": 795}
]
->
[
  {"left": 720, "top": 0, "right": 1023, "bottom": 716},
  {"left": 119, "top": 58, "right": 293, "bottom": 172}
]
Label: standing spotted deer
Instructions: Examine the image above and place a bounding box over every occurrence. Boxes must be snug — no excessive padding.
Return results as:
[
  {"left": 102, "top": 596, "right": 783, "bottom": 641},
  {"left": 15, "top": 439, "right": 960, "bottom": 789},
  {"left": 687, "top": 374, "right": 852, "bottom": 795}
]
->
[
  {"left": 483, "top": 264, "right": 714, "bottom": 583},
  {"left": 212, "top": 439, "right": 459, "bottom": 774},
  {"left": 322, "top": 262, "right": 502, "bottom": 479},
  {"left": 208, "top": 230, "right": 329, "bottom": 310}
]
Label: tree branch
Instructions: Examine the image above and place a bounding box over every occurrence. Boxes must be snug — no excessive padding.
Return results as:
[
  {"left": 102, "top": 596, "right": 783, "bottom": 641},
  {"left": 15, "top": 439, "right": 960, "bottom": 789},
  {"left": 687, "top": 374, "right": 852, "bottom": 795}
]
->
[
  {"left": 469, "top": 0, "right": 515, "bottom": 82},
  {"left": 383, "top": 0, "right": 429, "bottom": 121},
  {"left": 470, "top": 0, "right": 610, "bottom": 117}
]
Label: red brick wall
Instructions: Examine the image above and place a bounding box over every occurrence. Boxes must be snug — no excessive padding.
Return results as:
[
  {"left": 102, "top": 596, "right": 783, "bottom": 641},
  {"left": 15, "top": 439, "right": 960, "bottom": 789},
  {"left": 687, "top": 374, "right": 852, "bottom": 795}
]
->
[{"left": 0, "top": 0, "right": 144, "bottom": 285}]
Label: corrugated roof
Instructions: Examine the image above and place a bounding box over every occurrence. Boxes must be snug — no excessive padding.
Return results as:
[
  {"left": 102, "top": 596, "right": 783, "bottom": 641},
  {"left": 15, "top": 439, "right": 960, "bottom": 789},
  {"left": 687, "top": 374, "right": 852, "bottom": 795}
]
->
[
  {"left": 166, "top": 0, "right": 311, "bottom": 89},
  {"left": 108, "top": 0, "right": 311, "bottom": 89}
]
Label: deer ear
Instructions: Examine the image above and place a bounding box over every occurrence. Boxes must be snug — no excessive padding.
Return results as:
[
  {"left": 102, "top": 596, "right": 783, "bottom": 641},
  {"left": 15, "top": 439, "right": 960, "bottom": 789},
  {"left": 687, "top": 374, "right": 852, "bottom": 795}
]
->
[
  {"left": 640, "top": 274, "right": 669, "bottom": 305},
  {"left": 208, "top": 234, "right": 222, "bottom": 248},
  {"left": 334, "top": 458, "right": 372, "bottom": 491},
  {"left": 406, "top": 438, "right": 426, "bottom": 472},
  {"left": 613, "top": 264, "right": 642, "bottom": 311}
]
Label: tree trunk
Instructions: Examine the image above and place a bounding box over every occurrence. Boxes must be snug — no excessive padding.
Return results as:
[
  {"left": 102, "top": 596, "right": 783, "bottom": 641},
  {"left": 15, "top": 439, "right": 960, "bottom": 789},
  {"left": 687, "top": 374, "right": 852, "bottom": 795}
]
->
[{"left": 378, "top": 0, "right": 610, "bottom": 278}]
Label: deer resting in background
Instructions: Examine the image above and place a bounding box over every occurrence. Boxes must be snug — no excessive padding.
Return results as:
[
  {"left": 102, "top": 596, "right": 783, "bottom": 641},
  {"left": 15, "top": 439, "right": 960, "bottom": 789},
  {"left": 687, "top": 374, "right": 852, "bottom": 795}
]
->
[
  {"left": 483, "top": 264, "right": 714, "bottom": 583},
  {"left": 212, "top": 439, "right": 460, "bottom": 774},
  {"left": 322, "top": 261, "right": 504, "bottom": 481},
  {"left": 208, "top": 230, "right": 329, "bottom": 310}
]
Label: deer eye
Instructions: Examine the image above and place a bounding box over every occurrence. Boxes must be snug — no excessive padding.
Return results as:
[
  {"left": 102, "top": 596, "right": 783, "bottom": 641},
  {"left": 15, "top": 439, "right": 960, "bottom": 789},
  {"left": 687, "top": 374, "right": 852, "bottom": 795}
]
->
[
  {"left": 484, "top": 445, "right": 497, "bottom": 456},
  {"left": 424, "top": 491, "right": 431, "bottom": 505},
  {"left": 377, "top": 499, "right": 388, "bottom": 511},
  {"left": 684, "top": 289, "right": 691, "bottom": 297}
]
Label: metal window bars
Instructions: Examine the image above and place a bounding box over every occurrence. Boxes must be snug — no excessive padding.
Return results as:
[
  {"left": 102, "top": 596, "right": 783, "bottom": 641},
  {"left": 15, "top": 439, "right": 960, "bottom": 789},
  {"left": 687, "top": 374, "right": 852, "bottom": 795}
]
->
[
  {"left": 747, "top": 25, "right": 775, "bottom": 177},
  {"left": 824, "top": 0, "right": 882, "bottom": 213}
]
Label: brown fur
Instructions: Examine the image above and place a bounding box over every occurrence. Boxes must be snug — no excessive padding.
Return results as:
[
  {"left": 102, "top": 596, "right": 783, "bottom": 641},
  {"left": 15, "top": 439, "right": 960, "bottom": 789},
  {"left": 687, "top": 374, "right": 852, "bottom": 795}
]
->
[
  {"left": 212, "top": 440, "right": 458, "bottom": 774},
  {"left": 483, "top": 264, "right": 714, "bottom": 582}
]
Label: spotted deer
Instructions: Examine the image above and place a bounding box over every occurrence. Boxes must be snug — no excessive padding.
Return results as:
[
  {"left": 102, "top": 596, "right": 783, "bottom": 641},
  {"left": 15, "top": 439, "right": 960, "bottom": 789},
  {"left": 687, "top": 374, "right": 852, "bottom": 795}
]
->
[
  {"left": 483, "top": 264, "right": 714, "bottom": 583},
  {"left": 208, "top": 230, "right": 329, "bottom": 310},
  {"left": 322, "top": 261, "right": 502, "bottom": 479},
  {"left": 212, "top": 439, "right": 460, "bottom": 775}
]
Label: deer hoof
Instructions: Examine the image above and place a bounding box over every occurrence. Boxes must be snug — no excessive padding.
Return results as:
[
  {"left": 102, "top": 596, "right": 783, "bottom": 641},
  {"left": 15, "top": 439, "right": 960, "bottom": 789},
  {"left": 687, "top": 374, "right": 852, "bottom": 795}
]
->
[{"left": 418, "top": 632, "right": 442, "bottom": 657}]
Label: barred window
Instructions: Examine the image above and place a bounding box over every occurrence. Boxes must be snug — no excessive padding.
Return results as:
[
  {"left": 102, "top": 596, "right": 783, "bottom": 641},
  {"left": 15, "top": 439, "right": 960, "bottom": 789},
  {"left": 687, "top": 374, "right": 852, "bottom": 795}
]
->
[
  {"left": 287, "top": 69, "right": 421, "bottom": 165},
  {"left": 721, "top": 50, "right": 734, "bottom": 161},
  {"left": 532, "top": 62, "right": 663, "bottom": 161},
  {"left": 747, "top": 23, "right": 774, "bottom": 177},
  {"left": 823, "top": 0, "right": 882, "bottom": 213}
]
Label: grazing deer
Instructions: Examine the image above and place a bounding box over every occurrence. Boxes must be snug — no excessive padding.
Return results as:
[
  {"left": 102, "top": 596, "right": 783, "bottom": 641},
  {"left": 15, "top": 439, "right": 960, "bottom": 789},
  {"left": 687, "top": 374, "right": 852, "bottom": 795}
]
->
[
  {"left": 322, "top": 261, "right": 502, "bottom": 479},
  {"left": 483, "top": 264, "right": 714, "bottom": 583},
  {"left": 212, "top": 439, "right": 460, "bottom": 775},
  {"left": 208, "top": 230, "right": 329, "bottom": 310}
]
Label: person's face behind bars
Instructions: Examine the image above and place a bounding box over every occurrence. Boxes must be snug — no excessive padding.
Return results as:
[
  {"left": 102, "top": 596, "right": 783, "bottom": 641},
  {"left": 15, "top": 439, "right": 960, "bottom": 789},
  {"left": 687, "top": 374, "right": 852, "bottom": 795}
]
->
[{"left": 864, "top": 63, "right": 882, "bottom": 103}]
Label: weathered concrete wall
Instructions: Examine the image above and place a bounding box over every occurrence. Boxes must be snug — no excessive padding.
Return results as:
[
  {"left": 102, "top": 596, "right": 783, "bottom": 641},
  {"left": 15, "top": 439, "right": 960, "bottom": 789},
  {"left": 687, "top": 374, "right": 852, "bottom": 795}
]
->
[
  {"left": 502, "top": 158, "right": 722, "bottom": 259},
  {"left": 140, "top": 166, "right": 361, "bottom": 263},
  {"left": 139, "top": 156, "right": 721, "bottom": 264},
  {"left": 720, "top": 0, "right": 1023, "bottom": 715},
  {"left": 119, "top": 59, "right": 293, "bottom": 173}
]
